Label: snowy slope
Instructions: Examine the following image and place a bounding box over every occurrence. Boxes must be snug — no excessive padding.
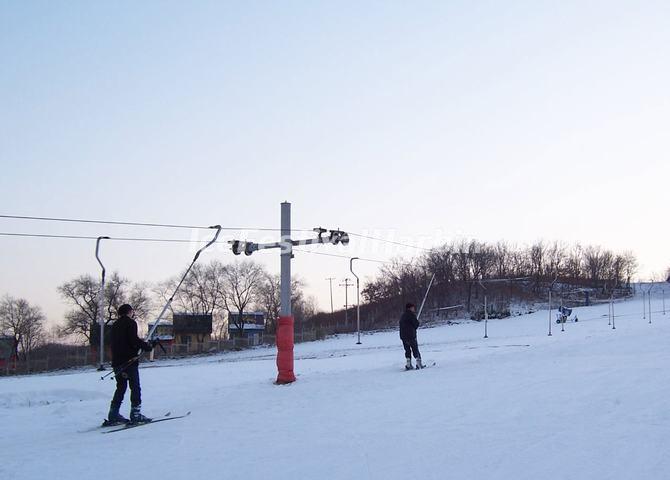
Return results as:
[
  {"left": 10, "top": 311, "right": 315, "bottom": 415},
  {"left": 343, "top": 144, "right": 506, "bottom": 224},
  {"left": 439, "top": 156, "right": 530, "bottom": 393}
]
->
[{"left": 1, "top": 297, "right": 669, "bottom": 480}]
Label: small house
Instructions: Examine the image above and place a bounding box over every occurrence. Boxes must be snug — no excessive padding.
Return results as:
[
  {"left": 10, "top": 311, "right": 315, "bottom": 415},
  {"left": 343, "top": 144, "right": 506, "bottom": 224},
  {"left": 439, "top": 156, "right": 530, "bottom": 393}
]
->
[
  {"left": 172, "top": 314, "right": 213, "bottom": 349},
  {"left": 228, "top": 312, "right": 265, "bottom": 343},
  {"left": 0, "top": 336, "right": 16, "bottom": 369}
]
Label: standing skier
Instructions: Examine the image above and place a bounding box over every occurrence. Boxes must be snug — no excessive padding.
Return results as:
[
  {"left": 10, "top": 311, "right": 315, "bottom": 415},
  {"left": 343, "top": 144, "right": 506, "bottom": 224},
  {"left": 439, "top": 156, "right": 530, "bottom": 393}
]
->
[
  {"left": 106, "top": 304, "right": 154, "bottom": 425},
  {"left": 400, "top": 302, "right": 423, "bottom": 369}
]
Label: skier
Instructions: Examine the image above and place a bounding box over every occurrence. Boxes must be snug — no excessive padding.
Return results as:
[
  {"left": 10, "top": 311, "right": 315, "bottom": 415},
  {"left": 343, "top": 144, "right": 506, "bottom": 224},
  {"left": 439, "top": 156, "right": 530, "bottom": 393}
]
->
[
  {"left": 106, "top": 304, "right": 154, "bottom": 425},
  {"left": 400, "top": 302, "right": 423, "bottom": 369}
]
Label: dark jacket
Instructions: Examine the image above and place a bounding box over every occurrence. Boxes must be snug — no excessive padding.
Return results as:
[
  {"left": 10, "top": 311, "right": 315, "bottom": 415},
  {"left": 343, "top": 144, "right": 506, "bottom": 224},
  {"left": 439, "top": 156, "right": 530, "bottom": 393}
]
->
[
  {"left": 111, "top": 314, "right": 151, "bottom": 367},
  {"left": 399, "top": 309, "right": 419, "bottom": 340}
]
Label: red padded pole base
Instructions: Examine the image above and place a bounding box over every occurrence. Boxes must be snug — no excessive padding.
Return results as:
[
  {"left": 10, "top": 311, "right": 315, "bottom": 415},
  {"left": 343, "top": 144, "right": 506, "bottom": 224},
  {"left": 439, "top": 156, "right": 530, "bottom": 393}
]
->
[{"left": 275, "top": 315, "right": 296, "bottom": 384}]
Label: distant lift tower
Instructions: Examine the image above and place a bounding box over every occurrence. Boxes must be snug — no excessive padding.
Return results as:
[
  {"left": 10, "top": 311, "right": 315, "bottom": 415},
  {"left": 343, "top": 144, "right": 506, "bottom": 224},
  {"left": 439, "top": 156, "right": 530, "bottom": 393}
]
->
[{"left": 229, "top": 202, "right": 348, "bottom": 384}]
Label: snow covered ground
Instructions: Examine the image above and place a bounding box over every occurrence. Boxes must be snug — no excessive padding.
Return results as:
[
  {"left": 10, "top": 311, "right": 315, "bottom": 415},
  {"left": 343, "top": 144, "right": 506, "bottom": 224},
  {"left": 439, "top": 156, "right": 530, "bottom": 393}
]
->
[{"left": 1, "top": 296, "right": 669, "bottom": 480}]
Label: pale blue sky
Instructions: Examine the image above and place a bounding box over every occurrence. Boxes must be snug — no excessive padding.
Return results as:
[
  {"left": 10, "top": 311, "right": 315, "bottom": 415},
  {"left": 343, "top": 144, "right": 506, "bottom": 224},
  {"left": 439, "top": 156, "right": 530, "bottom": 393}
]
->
[{"left": 1, "top": 1, "right": 668, "bottom": 325}]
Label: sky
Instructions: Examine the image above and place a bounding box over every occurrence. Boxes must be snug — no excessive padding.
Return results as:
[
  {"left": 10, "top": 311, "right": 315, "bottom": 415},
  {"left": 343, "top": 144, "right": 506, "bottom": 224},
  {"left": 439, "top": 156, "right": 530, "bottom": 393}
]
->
[{"left": 1, "top": 0, "right": 668, "bottom": 327}]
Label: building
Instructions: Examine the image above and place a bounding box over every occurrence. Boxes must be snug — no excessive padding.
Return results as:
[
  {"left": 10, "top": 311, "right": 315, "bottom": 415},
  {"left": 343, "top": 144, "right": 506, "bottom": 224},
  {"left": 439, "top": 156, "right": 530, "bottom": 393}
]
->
[
  {"left": 147, "top": 320, "right": 175, "bottom": 344},
  {"left": 172, "top": 314, "right": 213, "bottom": 348},
  {"left": 0, "top": 336, "right": 16, "bottom": 369},
  {"left": 228, "top": 312, "right": 265, "bottom": 343}
]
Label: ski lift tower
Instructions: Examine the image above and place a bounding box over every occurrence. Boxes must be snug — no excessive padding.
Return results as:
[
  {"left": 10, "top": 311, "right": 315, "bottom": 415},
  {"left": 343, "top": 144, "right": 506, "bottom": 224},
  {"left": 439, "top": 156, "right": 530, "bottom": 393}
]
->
[{"left": 229, "top": 202, "right": 348, "bottom": 384}]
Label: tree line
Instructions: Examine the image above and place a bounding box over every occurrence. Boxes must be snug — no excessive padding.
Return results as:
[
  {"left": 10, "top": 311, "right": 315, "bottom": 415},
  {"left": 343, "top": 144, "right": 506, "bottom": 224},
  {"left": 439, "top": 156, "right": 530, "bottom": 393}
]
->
[
  {"left": 361, "top": 240, "right": 639, "bottom": 318},
  {"left": 0, "top": 241, "right": 659, "bottom": 360}
]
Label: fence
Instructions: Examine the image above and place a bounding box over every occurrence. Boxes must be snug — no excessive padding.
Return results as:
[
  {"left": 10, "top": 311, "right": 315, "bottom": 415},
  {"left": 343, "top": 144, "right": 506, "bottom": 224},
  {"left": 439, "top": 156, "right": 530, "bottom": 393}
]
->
[
  {"left": 0, "top": 300, "right": 499, "bottom": 377},
  {"left": 0, "top": 328, "right": 331, "bottom": 376},
  {"left": 1, "top": 348, "right": 92, "bottom": 376},
  {"left": 148, "top": 329, "right": 326, "bottom": 360}
]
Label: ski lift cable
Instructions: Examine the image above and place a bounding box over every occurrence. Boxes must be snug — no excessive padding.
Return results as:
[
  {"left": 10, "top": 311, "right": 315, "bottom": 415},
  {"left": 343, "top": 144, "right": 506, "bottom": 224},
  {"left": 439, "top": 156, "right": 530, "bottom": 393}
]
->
[
  {"left": 346, "top": 232, "right": 513, "bottom": 256},
  {"left": 0, "top": 232, "right": 219, "bottom": 244},
  {"left": 0, "top": 232, "right": 283, "bottom": 256},
  {"left": 0, "top": 214, "right": 313, "bottom": 233},
  {"left": 292, "top": 248, "right": 415, "bottom": 266},
  {"left": 347, "top": 232, "right": 434, "bottom": 251}
]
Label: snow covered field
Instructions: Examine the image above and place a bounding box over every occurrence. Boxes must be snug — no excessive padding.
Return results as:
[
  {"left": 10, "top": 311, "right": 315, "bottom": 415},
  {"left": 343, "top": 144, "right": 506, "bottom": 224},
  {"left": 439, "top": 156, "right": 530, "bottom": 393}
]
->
[{"left": 1, "top": 296, "right": 669, "bottom": 480}]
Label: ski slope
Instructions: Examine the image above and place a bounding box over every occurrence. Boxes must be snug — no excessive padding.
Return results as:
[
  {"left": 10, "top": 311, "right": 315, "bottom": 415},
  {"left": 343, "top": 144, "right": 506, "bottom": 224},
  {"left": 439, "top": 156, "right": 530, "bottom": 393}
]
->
[{"left": 1, "top": 296, "right": 669, "bottom": 480}]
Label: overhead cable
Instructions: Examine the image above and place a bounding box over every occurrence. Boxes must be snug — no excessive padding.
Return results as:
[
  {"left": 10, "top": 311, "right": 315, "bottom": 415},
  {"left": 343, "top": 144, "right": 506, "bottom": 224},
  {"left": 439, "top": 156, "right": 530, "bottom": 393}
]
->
[{"left": 0, "top": 214, "right": 312, "bottom": 233}]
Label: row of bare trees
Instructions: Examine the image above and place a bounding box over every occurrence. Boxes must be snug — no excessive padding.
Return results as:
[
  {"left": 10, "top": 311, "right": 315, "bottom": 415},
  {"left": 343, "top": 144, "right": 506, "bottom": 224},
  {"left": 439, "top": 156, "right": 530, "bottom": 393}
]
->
[
  {"left": 0, "top": 241, "right": 646, "bottom": 356},
  {"left": 57, "top": 260, "right": 316, "bottom": 344},
  {"left": 363, "top": 240, "right": 638, "bottom": 305}
]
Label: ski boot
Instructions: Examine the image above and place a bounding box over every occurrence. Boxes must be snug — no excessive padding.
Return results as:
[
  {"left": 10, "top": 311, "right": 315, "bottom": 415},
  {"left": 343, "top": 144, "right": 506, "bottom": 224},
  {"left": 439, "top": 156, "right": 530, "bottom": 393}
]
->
[
  {"left": 405, "top": 358, "right": 413, "bottom": 370},
  {"left": 415, "top": 358, "right": 425, "bottom": 369},
  {"left": 129, "top": 405, "right": 152, "bottom": 424},
  {"left": 103, "top": 403, "right": 130, "bottom": 426}
]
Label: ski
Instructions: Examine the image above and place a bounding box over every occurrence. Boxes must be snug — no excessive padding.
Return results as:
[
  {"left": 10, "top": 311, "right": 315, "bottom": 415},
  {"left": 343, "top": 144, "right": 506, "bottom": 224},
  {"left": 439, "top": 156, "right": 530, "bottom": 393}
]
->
[
  {"left": 102, "top": 412, "right": 191, "bottom": 433},
  {"left": 79, "top": 411, "right": 173, "bottom": 433}
]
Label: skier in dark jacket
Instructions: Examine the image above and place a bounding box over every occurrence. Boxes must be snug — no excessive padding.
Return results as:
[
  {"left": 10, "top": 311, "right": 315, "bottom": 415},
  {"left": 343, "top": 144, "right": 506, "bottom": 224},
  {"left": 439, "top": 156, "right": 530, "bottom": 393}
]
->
[
  {"left": 106, "top": 304, "right": 153, "bottom": 425},
  {"left": 400, "top": 302, "right": 423, "bottom": 369}
]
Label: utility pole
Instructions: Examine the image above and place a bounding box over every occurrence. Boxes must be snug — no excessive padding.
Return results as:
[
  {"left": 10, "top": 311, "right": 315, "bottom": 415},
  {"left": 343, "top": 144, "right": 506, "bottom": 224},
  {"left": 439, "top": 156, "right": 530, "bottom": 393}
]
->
[
  {"left": 350, "top": 258, "right": 361, "bottom": 345},
  {"left": 95, "top": 236, "right": 110, "bottom": 371},
  {"left": 340, "top": 278, "right": 353, "bottom": 328},
  {"left": 229, "top": 203, "right": 348, "bottom": 384},
  {"left": 326, "top": 277, "right": 335, "bottom": 316}
]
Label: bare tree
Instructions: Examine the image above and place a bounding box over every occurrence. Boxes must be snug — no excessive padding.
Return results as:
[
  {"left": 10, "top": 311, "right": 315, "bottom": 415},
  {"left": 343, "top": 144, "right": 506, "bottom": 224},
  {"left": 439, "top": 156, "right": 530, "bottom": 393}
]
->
[
  {"left": 494, "top": 242, "right": 511, "bottom": 278},
  {"left": 158, "top": 260, "right": 227, "bottom": 317},
  {"left": 564, "top": 244, "right": 583, "bottom": 280},
  {"left": 454, "top": 240, "right": 472, "bottom": 283},
  {"left": 58, "top": 272, "right": 152, "bottom": 343},
  {"left": 255, "top": 274, "right": 312, "bottom": 334},
  {"left": 0, "top": 295, "right": 46, "bottom": 361},
  {"left": 583, "top": 246, "right": 604, "bottom": 283},
  {"left": 294, "top": 293, "right": 318, "bottom": 332},
  {"left": 258, "top": 273, "right": 281, "bottom": 333},
  {"left": 529, "top": 241, "right": 546, "bottom": 284},
  {"left": 222, "top": 261, "right": 266, "bottom": 336},
  {"left": 546, "top": 241, "right": 566, "bottom": 279}
]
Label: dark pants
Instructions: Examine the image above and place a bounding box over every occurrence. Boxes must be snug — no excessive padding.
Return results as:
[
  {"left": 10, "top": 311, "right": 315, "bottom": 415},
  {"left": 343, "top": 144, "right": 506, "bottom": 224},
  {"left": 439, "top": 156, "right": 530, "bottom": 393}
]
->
[
  {"left": 402, "top": 338, "right": 421, "bottom": 359},
  {"left": 111, "top": 363, "right": 141, "bottom": 408}
]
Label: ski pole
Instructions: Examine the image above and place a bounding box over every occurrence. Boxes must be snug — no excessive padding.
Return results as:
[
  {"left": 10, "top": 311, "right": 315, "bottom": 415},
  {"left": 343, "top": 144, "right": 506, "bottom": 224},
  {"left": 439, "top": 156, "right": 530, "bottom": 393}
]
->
[
  {"left": 100, "top": 339, "right": 164, "bottom": 380},
  {"left": 100, "top": 355, "right": 141, "bottom": 380}
]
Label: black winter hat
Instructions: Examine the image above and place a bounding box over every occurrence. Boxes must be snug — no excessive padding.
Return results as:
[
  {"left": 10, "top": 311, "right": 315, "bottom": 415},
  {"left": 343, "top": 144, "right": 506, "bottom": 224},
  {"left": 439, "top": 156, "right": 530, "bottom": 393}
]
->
[
  {"left": 118, "top": 304, "right": 133, "bottom": 316},
  {"left": 405, "top": 302, "right": 416, "bottom": 310}
]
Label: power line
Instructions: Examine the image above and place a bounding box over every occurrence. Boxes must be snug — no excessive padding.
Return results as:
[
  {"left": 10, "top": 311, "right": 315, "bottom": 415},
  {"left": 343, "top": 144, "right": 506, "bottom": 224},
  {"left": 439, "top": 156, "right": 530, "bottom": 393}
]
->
[{"left": 0, "top": 214, "right": 312, "bottom": 233}]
